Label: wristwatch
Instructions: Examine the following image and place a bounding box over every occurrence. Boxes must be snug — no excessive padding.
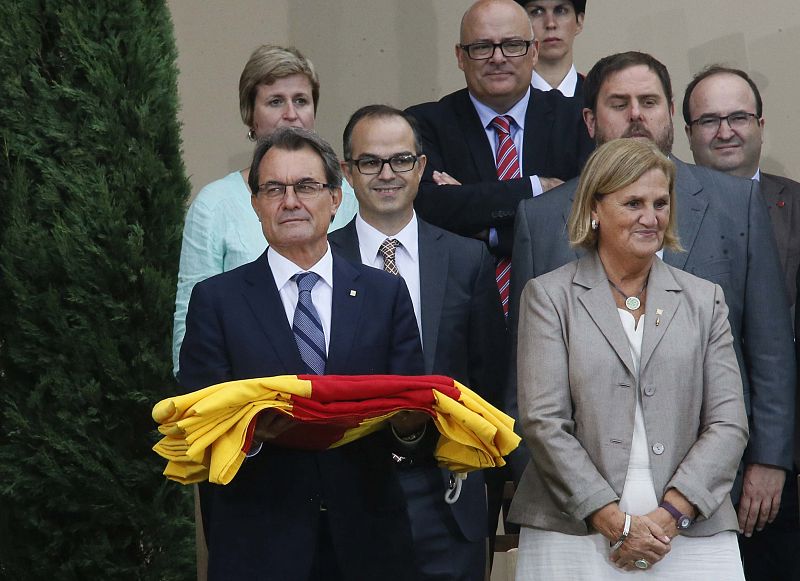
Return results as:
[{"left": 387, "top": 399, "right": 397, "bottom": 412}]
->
[{"left": 659, "top": 500, "right": 693, "bottom": 530}]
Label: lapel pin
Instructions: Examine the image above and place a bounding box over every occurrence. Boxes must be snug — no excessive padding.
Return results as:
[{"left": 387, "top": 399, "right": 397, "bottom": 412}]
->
[
  {"left": 349, "top": 290, "right": 357, "bottom": 297},
  {"left": 655, "top": 308, "right": 663, "bottom": 326}
]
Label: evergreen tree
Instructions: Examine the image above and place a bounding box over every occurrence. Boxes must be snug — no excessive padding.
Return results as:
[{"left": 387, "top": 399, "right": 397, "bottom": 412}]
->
[{"left": 0, "top": 1, "right": 194, "bottom": 578}]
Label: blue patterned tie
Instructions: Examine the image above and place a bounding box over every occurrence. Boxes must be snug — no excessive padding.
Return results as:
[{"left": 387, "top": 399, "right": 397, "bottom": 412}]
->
[{"left": 292, "top": 272, "right": 327, "bottom": 375}]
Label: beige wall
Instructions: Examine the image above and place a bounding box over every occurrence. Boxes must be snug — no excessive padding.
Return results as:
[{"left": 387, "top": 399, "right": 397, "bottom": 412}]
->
[{"left": 170, "top": 0, "right": 800, "bottom": 198}]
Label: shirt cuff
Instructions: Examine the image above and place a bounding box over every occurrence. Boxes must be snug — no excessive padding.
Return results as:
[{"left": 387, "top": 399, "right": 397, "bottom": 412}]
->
[
  {"left": 489, "top": 228, "right": 499, "bottom": 248},
  {"left": 245, "top": 441, "right": 263, "bottom": 458},
  {"left": 530, "top": 175, "right": 543, "bottom": 197}
]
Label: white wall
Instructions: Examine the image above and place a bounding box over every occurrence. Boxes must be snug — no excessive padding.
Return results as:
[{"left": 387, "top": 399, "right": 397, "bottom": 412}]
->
[{"left": 170, "top": 0, "right": 800, "bottom": 198}]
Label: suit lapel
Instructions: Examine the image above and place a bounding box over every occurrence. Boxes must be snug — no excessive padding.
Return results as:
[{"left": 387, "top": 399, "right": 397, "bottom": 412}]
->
[
  {"left": 638, "top": 259, "right": 681, "bottom": 374},
  {"left": 328, "top": 219, "right": 362, "bottom": 264},
  {"left": 665, "top": 158, "right": 708, "bottom": 270},
  {"left": 760, "top": 174, "right": 789, "bottom": 267},
  {"left": 575, "top": 253, "right": 637, "bottom": 377},
  {"left": 454, "top": 89, "right": 504, "bottom": 181},
  {"left": 418, "top": 221, "right": 447, "bottom": 374},
  {"left": 327, "top": 256, "right": 362, "bottom": 373},
  {"left": 241, "top": 252, "right": 304, "bottom": 371},
  {"left": 522, "top": 88, "right": 554, "bottom": 176}
]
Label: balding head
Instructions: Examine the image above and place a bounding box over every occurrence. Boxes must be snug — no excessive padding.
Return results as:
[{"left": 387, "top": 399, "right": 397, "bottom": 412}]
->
[
  {"left": 461, "top": 0, "right": 533, "bottom": 42},
  {"left": 457, "top": 0, "right": 538, "bottom": 113}
]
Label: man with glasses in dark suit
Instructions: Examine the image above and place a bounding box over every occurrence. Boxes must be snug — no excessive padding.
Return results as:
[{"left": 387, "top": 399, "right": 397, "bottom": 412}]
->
[
  {"left": 683, "top": 65, "right": 800, "bottom": 580},
  {"left": 330, "top": 105, "right": 507, "bottom": 580},
  {"left": 180, "top": 127, "right": 425, "bottom": 581}
]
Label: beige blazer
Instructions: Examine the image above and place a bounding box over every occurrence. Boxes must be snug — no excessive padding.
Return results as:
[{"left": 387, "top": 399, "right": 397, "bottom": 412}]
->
[{"left": 508, "top": 251, "right": 748, "bottom": 537}]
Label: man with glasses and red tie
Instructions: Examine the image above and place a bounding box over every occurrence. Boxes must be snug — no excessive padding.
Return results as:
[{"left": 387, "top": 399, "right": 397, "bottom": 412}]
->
[
  {"left": 329, "top": 105, "right": 507, "bottom": 580},
  {"left": 179, "top": 126, "right": 425, "bottom": 581},
  {"left": 683, "top": 65, "right": 800, "bottom": 580},
  {"left": 406, "top": 0, "right": 592, "bottom": 319},
  {"left": 406, "top": 0, "right": 593, "bottom": 547}
]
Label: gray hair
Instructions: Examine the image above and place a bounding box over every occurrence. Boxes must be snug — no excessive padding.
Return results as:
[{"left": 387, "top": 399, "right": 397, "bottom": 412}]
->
[{"left": 247, "top": 127, "right": 342, "bottom": 194}]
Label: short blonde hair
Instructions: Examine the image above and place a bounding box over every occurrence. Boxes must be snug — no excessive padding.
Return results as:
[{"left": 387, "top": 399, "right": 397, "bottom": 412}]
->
[
  {"left": 568, "top": 138, "right": 683, "bottom": 251},
  {"left": 238, "top": 44, "right": 320, "bottom": 128}
]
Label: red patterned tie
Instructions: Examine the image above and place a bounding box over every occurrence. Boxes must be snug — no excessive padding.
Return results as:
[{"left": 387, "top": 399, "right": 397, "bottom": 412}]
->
[{"left": 491, "top": 115, "right": 520, "bottom": 317}]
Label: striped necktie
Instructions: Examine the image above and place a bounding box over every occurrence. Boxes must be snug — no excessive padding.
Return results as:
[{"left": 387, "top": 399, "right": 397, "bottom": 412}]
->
[
  {"left": 491, "top": 115, "right": 519, "bottom": 317},
  {"left": 292, "top": 272, "right": 326, "bottom": 375}
]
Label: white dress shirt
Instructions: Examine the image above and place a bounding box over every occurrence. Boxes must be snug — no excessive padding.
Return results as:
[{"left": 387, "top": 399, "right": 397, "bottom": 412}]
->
[
  {"left": 355, "top": 213, "right": 423, "bottom": 345},
  {"left": 531, "top": 64, "right": 579, "bottom": 97},
  {"left": 246, "top": 245, "right": 334, "bottom": 458},
  {"left": 267, "top": 245, "right": 333, "bottom": 353}
]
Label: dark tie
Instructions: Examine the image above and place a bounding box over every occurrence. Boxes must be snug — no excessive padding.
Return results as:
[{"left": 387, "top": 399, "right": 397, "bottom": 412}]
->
[
  {"left": 378, "top": 238, "right": 401, "bottom": 276},
  {"left": 292, "top": 272, "right": 326, "bottom": 375},
  {"left": 491, "top": 115, "right": 520, "bottom": 317}
]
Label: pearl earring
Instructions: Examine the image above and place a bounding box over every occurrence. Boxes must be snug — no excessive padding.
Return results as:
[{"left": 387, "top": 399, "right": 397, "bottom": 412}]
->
[{"left": 591, "top": 219, "right": 599, "bottom": 230}]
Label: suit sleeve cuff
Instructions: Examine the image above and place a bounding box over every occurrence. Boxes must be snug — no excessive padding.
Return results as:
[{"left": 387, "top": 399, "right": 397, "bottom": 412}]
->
[{"left": 530, "top": 175, "right": 543, "bottom": 197}]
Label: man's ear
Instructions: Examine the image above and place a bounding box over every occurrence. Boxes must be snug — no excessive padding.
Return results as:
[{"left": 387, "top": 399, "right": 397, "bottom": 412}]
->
[
  {"left": 416, "top": 154, "right": 427, "bottom": 177},
  {"left": 583, "top": 108, "right": 596, "bottom": 139},
  {"left": 330, "top": 186, "right": 342, "bottom": 217},
  {"left": 456, "top": 44, "right": 466, "bottom": 73},
  {"left": 341, "top": 160, "right": 354, "bottom": 189},
  {"left": 250, "top": 195, "right": 261, "bottom": 222}
]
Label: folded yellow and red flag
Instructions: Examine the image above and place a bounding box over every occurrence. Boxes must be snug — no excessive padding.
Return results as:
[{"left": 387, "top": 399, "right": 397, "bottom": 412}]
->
[{"left": 152, "top": 374, "right": 520, "bottom": 485}]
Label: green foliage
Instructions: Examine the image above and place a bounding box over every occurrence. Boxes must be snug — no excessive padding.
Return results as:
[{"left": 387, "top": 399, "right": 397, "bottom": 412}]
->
[{"left": 0, "top": 1, "right": 194, "bottom": 578}]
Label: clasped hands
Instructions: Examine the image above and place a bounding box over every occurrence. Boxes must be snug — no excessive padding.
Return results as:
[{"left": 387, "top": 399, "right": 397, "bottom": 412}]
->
[
  {"left": 253, "top": 409, "right": 298, "bottom": 443},
  {"left": 591, "top": 503, "right": 676, "bottom": 571}
]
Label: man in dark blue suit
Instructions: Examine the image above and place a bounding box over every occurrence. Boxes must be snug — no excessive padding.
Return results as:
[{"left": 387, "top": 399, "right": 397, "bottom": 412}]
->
[
  {"left": 329, "top": 105, "right": 508, "bottom": 580},
  {"left": 180, "top": 127, "right": 425, "bottom": 581}
]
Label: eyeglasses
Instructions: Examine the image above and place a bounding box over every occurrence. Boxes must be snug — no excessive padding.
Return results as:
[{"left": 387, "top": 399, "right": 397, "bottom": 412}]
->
[
  {"left": 459, "top": 39, "right": 533, "bottom": 60},
  {"left": 689, "top": 112, "right": 759, "bottom": 134},
  {"left": 256, "top": 181, "right": 335, "bottom": 200},
  {"left": 347, "top": 154, "right": 420, "bottom": 175}
]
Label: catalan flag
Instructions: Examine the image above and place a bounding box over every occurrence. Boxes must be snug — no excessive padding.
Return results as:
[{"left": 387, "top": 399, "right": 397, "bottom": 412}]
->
[{"left": 152, "top": 374, "right": 520, "bottom": 485}]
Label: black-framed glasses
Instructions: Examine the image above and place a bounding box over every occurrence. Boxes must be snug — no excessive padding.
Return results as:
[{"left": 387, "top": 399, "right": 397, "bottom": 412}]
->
[
  {"left": 256, "top": 181, "right": 336, "bottom": 200},
  {"left": 347, "top": 154, "right": 420, "bottom": 175},
  {"left": 459, "top": 39, "right": 533, "bottom": 60},
  {"left": 689, "top": 112, "right": 759, "bottom": 134}
]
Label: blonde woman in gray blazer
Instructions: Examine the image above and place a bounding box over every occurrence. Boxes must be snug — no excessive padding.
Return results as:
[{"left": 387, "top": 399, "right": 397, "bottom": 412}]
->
[{"left": 509, "top": 139, "right": 748, "bottom": 579}]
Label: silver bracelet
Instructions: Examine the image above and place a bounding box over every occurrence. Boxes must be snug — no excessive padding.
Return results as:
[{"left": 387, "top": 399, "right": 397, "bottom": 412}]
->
[{"left": 610, "top": 512, "right": 631, "bottom": 552}]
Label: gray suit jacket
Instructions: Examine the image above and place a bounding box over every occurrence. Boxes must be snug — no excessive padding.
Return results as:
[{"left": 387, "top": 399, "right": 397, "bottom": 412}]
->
[
  {"left": 761, "top": 172, "right": 800, "bottom": 307},
  {"left": 510, "top": 158, "right": 796, "bottom": 483},
  {"left": 508, "top": 252, "right": 748, "bottom": 536},
  {"left": 329, "top": 217, "right": 508, "bottom": 541}
]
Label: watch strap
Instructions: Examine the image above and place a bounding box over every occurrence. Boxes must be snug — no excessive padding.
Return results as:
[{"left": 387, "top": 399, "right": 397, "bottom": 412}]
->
[{"left": 659, "top": 500, "right": 692, "bottom": 528}]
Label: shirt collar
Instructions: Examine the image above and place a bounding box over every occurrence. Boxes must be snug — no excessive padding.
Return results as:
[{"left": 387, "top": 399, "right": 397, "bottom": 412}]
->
[
  {"left": 267, "top": 244, "right": 334, "bottom": 291},
  {"left": 469, "top": 86, "right": 531, "bottom": 132},
  {"left": 355, "top": 212, "right": 419, "bottom": 262},
  {"left": 531, "top": 65, "right": 578, "bottom": 97},
  {"left": 752, "top": 168, "right": 761, "bottom": 182}
]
